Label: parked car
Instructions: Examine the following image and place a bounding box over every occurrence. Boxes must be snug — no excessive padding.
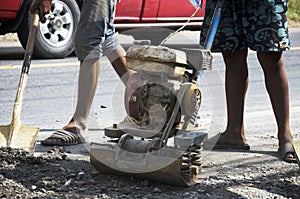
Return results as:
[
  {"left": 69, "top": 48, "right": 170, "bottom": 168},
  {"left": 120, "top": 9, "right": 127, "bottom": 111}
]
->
[{"left": 0, "top": 0, "right": 205, "bottom": 58}]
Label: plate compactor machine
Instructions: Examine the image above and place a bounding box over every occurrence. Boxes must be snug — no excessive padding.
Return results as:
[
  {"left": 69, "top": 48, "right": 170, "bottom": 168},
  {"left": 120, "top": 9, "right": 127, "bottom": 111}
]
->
[
  {"left": 90, "top": 0, "right": 224, "bottom": 187},
  {"left": 90, "top": 43, "right": 213, "bottom": 186}
]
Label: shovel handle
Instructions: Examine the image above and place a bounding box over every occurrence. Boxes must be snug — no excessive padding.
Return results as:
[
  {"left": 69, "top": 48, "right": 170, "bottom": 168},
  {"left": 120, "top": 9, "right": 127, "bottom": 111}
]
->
[
  {"left": 11, "top": 13, "right": 40, "bottom": 124},
  {"left": 203, "top": 0, "right": 225, "bottom": 50},
  {"left": 23, "top": 13, "right": 40, "bottom": 73}
]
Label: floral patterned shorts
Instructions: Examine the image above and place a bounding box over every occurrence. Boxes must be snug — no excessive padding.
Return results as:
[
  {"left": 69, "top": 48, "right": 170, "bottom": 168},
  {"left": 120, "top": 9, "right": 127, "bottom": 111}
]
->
[{"left": 200, "top": 0, "right": 290, "bottom": 52}]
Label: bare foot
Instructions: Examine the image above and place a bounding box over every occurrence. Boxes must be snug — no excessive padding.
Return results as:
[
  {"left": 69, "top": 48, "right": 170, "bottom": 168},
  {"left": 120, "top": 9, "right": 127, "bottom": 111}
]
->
[{"left": 222, "top": 129, "right": 247, "bottom": 146}]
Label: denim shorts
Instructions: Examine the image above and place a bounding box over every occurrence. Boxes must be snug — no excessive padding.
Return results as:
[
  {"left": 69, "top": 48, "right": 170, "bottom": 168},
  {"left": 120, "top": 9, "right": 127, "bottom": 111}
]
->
[
  {"left": 74, "top": 0, "right": 119, "bottom": 61},
  {"left": 200, "top": 0, "right": 290, "bottom": 52}
]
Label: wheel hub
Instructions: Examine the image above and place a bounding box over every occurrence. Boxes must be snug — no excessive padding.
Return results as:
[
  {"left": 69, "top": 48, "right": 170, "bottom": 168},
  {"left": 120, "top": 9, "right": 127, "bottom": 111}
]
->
[
  {"left": 47, "top": 14, "right": 63, "bottom": 31},
  {"left": 54, "top": 18, "right": 63, "bottom": 29}
]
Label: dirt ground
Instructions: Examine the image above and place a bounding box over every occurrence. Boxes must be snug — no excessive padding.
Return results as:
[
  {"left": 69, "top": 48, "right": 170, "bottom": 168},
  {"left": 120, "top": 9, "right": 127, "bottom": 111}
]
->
[
  {"left": 1, "top": 138, "right": 300, "bottom": 199},
  {"left": 0, "top": 33, "right": 19, "bottom": 43}
]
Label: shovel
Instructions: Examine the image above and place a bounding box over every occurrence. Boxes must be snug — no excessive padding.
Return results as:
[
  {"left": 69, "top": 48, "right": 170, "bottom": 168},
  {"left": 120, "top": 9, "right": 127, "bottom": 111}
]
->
[
  {"left": 0, "top": 12, "right": 40, "bottom": 152},
  {"left": 292, "top": 141, "right": 300, "bottom": 167}
]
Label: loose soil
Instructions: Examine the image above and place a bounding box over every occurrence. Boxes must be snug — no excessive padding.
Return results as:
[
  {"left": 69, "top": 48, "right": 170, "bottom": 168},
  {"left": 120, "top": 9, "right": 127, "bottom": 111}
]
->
[{"left": 1, "top": 143, "right": 299, "bottom": 199}]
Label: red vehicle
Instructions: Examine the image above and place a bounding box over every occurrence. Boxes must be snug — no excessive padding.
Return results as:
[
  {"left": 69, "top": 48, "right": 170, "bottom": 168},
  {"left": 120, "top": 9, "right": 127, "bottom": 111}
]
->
[{"left": 0, "top": 0, "right": 205, "bottom": 58}]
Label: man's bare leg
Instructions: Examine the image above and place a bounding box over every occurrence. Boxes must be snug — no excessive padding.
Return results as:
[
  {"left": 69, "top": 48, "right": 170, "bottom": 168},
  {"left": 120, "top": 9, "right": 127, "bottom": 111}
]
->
[
  {"left": 63, "top": 58, "right": 100, "bottom": 132},
  {"left": 40, "top": 58, "right": 100, "bottom": 145},
  {"left": 64, "top": 46, "right": 132, "bottom": 133},
  {"left": 257, "top": 51, "right": 294, "bottom": 159},
  {"left": 221, "top": 49, "right": 249, "bottom": 146},
  {"left": 107, "top": 45, "right": 134, "bottom": 84},
  {"left": 42, "top": 46, "right": 133, "bottom": 145},
  {"left": 67, "top": 45, "right": 133, "bottom": 130}
]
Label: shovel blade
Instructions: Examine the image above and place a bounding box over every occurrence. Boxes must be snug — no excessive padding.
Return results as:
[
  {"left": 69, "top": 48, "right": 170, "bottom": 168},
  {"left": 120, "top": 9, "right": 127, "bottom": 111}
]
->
[
  {"left": 292, "top": 141, "right": 300, "bottom": 167},
  {"left": 0, "top": 125, "right": 11, "bottom": 147},
  {"left": 0, "top": 124, "right": 39, "bottom": 152}
]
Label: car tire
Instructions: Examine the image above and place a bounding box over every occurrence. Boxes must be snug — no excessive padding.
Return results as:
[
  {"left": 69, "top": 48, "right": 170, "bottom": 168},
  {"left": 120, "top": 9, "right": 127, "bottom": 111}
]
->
[{"left": 17, "top": 0, "right": 80, "bottom": 58}]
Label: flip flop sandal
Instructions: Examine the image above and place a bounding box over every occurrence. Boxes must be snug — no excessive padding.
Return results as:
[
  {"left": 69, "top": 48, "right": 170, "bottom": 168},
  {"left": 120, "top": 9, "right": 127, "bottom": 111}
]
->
[
  {"left": 213, "top": 133, "right": 250, "bottom": 150},
  {"left": 278, "top": 142, "right": 297, "bottom": 163},
  {"left": 204, "top": 133, "right": 250, "bottom": 151},
  {"left": 41, "top": 128, "right": 85, "bottom": 146}
]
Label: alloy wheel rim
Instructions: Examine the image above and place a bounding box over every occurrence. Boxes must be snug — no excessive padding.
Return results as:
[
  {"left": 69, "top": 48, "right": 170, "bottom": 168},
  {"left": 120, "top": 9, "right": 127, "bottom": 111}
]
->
[{"left": 39, "top": 0, "right": 74, "bottom": 48}]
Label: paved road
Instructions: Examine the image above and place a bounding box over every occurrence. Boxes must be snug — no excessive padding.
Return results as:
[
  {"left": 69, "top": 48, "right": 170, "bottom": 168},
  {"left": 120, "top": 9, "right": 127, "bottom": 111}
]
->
[{"left": 0, "top": 29, "right": 299, "bottom": 156}]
